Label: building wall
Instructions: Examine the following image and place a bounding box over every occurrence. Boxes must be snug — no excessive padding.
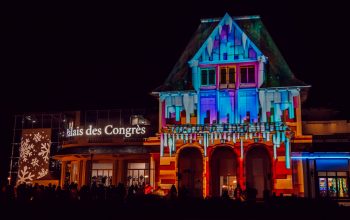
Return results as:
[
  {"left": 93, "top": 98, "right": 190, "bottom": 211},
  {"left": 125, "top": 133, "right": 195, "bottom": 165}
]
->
[
  {"left": 303, "top": 120, "right": 350, "bottom": 135},
  {"left": 155, "top": 16, "right": 304, "bottom": 197}
]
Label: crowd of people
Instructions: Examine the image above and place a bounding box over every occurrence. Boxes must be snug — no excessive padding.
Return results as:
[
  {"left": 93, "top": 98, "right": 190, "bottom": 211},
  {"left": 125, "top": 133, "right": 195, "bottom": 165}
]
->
[
  {"left": 0, "top": 182, "right": 155, "bottom": 203},
  {"left": 1, "top": 181, "right": 346, "bottom": 220}
]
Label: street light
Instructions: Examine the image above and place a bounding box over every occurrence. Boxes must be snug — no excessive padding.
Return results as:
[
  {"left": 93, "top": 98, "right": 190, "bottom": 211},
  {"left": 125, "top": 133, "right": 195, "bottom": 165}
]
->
[{"left": 88, "top": 148, "right": 96, "bottom": 186}]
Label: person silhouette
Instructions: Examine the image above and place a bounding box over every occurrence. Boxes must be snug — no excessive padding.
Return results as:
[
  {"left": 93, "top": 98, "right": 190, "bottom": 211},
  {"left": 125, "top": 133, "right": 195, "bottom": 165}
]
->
[
  {"left": 234, "top": 183, "right": 243, "bottom": 201},
  {"left": 170, "top": 184, "right": 177, "bottom": 199}
]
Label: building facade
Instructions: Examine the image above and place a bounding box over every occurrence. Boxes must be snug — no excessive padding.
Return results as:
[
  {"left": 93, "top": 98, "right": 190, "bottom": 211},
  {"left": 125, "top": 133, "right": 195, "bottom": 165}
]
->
[
  {"left": 9, "top": 112, "right": 64, "bottom": 186},
  {"left": 151, "top": 13, "right": 312, "bottom": 198},
  {"left": 10, "top": 109, "right": 160, "bottom": 190},
  {"left": 294, "top": 120, "right": 350, "bottom": 199},
  {"left": 9, "top": 13, "right": 350, "bottom": 200}
]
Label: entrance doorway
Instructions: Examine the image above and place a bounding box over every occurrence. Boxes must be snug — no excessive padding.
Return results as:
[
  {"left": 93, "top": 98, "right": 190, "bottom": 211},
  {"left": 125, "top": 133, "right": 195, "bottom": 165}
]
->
[
  {"left": 92, "top": 163, "right": 113, "bottom": 186},
  {"left": 178, "top": 147, "right": 203, "bottom": 198},
  {"left": 127, "top": 162, "right": 150, "bottom": 187},
  {"left": 211, "top": 147, "right": 237, "bottom": 198},
  {"left": 246, "top": 146, "right": 272, "bottom": 198}
]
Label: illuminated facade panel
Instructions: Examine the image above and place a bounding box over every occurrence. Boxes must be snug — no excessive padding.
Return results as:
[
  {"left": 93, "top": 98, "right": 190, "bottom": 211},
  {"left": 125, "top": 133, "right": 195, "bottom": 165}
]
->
[{"left": 153, "top": 13, "right": 312, "bottom": 198}]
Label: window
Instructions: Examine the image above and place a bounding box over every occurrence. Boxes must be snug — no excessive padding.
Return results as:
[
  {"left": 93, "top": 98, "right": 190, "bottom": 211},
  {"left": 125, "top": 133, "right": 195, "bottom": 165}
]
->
[
  {"left": 201, "top": 68, "right": 216, "bottom": 86},
  {"left": 318, "top": 171, "right": 349, "bottom": 198},
  {"left": 92, "top": 163, "right": 113, "bottom": 186},
  {"left": 220, "top": 67, "right": 235, "bottom": 84},
  {"left": 240, "top": 66, "right": 255, "bottom": 84},
  {"left": 127, "top": 162, "right": 150, "bottom": 187}
]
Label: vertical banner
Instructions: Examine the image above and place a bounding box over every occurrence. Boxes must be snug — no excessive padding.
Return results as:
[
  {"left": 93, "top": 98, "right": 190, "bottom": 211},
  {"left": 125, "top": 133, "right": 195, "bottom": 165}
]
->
[{"left": 17, "top": 129, "right": 51, "bottom": 185}]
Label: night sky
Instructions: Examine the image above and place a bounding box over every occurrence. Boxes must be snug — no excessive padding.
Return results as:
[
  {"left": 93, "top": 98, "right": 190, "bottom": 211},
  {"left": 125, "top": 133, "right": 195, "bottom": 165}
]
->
[{"left": 1, "top": 1, "right": 349, "bottom": 182}]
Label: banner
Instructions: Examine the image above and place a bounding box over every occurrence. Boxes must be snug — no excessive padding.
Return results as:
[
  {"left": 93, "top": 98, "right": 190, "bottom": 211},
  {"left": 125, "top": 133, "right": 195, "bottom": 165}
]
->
[{"left": 17, "top": 129, "right": 51, "bottom": 185}]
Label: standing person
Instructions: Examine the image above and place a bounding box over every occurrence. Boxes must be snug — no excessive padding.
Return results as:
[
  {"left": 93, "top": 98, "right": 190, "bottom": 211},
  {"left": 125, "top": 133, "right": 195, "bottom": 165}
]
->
[
  {"left": 234, "top": 183, "right": 242, "bottom": 201},
  {"left": 170, "top": 184, "right": 177, "bottom": 200}
]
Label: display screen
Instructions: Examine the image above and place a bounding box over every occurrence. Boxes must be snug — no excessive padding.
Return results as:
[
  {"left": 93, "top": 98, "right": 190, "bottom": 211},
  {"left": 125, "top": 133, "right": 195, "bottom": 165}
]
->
[
  {"left": 338, "top": 178, "right": 348, "bottom": 198},
  {"left": 318, "top": 171, "right": 349, "bottom": 198},
  {"left": 319, "top": 178, "right": 327, "bottom": 197}
]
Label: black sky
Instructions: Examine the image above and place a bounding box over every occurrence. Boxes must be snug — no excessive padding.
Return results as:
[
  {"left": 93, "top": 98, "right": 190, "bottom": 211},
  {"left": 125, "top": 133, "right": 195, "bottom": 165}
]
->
[{"left": 1, "top": 0, "right": 349, "bottom": 182}]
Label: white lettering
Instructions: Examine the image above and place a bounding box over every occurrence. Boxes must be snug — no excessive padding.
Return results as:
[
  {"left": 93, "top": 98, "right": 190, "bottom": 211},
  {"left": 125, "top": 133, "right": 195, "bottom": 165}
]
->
[
  {"left": 92, "top": 128, "right": 98, "bottom": 135},
  {"left": 112, "top": 127, "right": 119, "bottom": 134},
  {"left": 79, "top": 128, "right": 84, "bottom": 136},
  {"left": 66, "top": 124, "right": 147, "bottom": 137},
  {"left": 97, "top": 128, "right": 102, "bottom": 135},
  {"left": 104, "top": 125, "right": 113, "bottom": 135},
  {"left": 125, "top": 127, "right": 132, "bottom": 137},
  {"left": 136, "top": 125, "right": 141, "bottom": 134},
  {"left": 86, "top": 125, "right": 93, "bottom": 135},
  {"left": 119, "top": 127, "right": 125, "bottom": 135}
]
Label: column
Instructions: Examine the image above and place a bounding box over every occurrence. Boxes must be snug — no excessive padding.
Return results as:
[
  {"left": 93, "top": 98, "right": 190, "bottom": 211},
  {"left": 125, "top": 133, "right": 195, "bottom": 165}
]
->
[
  {"left": 150, "top": 156, "right": 155, "bottom": 188},
  {"left": 113, "top": 160, "right": 118, "bottom": 185},
  {"left": 158, "top": 97, "right": 162, "bottom": 133},
  {"left": 117, "top": 159, "right": 124, "bottom": 184},
  {"left": 80, "top": 160, "right": 87, "bottom": 186},
  {"left": 77, "top": 160, "right": 82, "bottom": 188},
  {"left": 296, "top": 92, "right": 302, "bottom": 136},
  {"left": 60, "top": 161, "right": 66, "bottom": 188}
]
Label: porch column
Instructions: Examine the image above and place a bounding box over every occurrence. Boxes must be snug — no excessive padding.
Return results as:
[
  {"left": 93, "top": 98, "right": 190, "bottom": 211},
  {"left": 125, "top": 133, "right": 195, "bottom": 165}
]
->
[
  {"left": 113, "top": 160, "right": 118, "bottom": 185},
  {"left": 60, "top": 161, "right": 66, "bottom": 188},
  {"left": 117, "top": 159, "right": 124, "bottom": 184},
  {"left": 80, "top": 160, "right": 87, "bottom": 187}
]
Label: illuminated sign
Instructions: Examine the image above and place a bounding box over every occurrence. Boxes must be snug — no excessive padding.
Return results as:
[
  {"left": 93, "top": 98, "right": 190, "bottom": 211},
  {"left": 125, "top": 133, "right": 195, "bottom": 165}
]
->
[{"left": 66, "top": 124, "right": 146, "bottom": 138}]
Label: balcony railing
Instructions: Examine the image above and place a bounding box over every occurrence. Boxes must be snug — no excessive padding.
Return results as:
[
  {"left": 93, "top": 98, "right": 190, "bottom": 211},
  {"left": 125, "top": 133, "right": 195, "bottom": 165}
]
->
[
  {"left": 160, "top": 122, "right": 293, "bottom": 168},
  {"left": 162, "top": 122, "right": 290, "bottom": 134}
]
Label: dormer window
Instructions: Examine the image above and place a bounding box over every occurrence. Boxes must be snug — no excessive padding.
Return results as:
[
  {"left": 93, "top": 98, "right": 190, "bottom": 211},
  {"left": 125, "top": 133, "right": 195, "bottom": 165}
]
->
[
  {"left": 240, "top": 66, "right": 255, "bottom": 84},
  {"left": 201, "top": 68, "right": 216, "bottom": 86},
  {"left": 220, "top": 67, "right": 235, "bottom": 88}
]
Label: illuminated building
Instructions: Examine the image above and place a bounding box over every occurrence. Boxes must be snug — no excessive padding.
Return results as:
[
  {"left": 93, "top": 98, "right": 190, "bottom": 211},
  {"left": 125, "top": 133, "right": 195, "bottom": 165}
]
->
[
  {"left": 150, "top": 13, "right": 313, "bottom": 198},
  {"left": 53, "top": 109, "right": 158, "bottom": 188},
  {"left": 9, "top": 113, "right": 64, "bottom": 186},
  {"left": 293, "top": 120, "right": 350, "bottom": 199},
  {"left": 8, "top": 13, "right": 350, "bottom": 200},
  {"left": 10, "top": 109, "right": 159, "bottom": 189}
]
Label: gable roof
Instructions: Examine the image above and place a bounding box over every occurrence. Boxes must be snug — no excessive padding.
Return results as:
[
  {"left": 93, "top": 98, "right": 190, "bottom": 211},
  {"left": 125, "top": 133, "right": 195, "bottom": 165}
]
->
[
  {"left": 154, "top": 14, "right": 307, "bottom": 92},
  {"left": 234, "top": 16, "right": 307, "bottom": 88},
  {"left": 154, "top": 20, "right": 219, "bottom": 92}
]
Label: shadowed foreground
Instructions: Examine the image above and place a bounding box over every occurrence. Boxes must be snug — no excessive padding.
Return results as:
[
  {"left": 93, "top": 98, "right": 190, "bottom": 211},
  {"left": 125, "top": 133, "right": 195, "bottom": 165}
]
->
[{"left": 2, "top": 196, "right": 349, "bottom": 220}]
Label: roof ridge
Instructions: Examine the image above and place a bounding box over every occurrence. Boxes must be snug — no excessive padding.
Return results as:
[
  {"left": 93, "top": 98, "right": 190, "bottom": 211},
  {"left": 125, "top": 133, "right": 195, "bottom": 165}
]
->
[
  {"left": 233, "top": 15, "right": 261, "bottom": 20},
  {"left": 200, "top": 18, "right": 221, "bottom": 23},
  {"left": 200, "top": 15, "right": 261, "bottom": 23}
]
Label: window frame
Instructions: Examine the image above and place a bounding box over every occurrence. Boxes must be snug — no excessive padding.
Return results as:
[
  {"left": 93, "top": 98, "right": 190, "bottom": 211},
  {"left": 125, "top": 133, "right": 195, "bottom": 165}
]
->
[
  {"left": 201, "top": 68, "right": 216, "bottom": 86},
  {"left": 239, "top": 65, "right": 256, "bottom": 85},
  {"left": 219, "top": 66, "right": 236, "bottom": 89}
]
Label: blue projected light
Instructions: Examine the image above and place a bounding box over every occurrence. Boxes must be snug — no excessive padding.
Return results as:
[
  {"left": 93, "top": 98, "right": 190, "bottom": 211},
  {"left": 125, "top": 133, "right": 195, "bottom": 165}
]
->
[
  {"left": 292, "top": 152, "right": 350, "bottom": 160},
  {"left": 292, "top": 156, "right": 350, "bottom": 159}
]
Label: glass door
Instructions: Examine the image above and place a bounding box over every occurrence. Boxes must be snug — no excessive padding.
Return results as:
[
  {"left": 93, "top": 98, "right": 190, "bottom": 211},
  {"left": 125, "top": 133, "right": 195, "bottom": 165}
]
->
[{"left": 220, "top": 175, "right": 237, "bottom": 198}]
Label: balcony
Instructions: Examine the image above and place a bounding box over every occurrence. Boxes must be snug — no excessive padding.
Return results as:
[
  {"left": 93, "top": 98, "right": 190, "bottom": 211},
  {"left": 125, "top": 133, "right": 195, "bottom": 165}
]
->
[{"left": 162, "top": 122, "right": 290, "bottom": 134}]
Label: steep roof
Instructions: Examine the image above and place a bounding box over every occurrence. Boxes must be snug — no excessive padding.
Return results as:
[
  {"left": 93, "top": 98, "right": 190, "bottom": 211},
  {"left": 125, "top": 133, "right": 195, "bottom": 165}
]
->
[
  {"left": 154, "top": 20, "right": 219, "bottom": 92},
  {"left": 154, "top": 14, "right": 307, "bottom": 92},
  {"left": 234, "top": 16, "right": 307, "bottom": 88}
]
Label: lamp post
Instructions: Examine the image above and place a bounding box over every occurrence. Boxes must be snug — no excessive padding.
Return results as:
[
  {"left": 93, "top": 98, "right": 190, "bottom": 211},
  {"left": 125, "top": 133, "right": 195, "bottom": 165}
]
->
[{"left": 88, "top": 148, "right": 96, "bottom": 186}]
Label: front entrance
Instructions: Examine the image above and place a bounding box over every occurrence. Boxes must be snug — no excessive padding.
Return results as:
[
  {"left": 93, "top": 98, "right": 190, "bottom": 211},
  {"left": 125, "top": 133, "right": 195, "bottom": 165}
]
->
[
  {"left": 92, "top": 163, "right": 113, "bottom": 186},
  {"left": 246, "top": 146, "right": 272, "bottom": 198},
  {"left": 126, "top": 162, "right": 150, "bottom": 187},
  {"left": 178, "top": 147, "right": 203, "bottom": 198},
  {"left": 211, "top": 147, "right": 237, "bottom": 198}
]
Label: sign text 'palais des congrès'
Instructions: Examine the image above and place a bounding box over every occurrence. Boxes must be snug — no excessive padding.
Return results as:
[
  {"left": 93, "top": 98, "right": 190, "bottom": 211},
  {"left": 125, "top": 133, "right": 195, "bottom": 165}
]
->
[{"left": 66, "top": 124, "right": 146, "bottom": 138}]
